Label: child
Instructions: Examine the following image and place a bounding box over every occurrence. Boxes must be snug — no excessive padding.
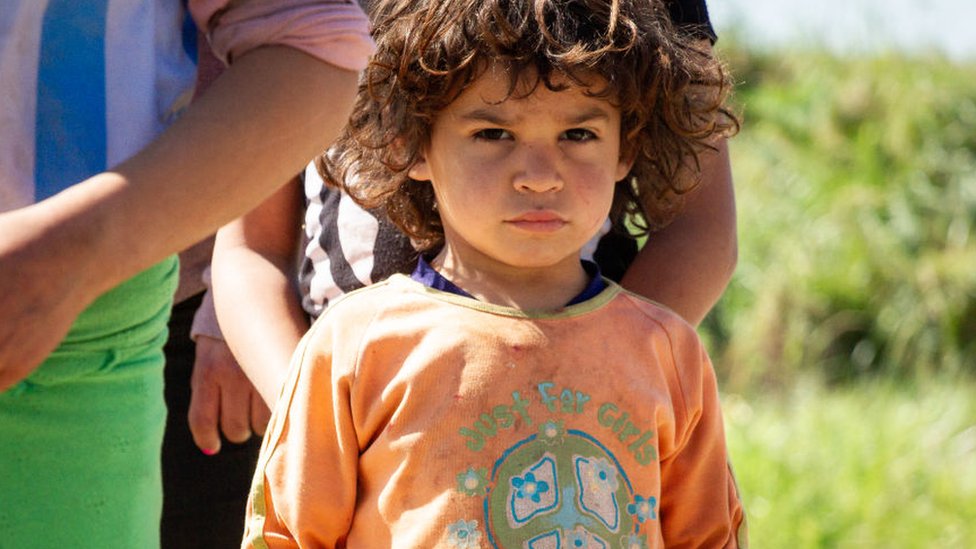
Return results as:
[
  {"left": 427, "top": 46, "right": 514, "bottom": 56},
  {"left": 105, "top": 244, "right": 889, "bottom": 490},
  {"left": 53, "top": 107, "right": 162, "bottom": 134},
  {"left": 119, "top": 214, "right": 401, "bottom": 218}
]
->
[
  {"left": 212, "top": 0, "right": 736, "bottom": 413},
  {"left": 242, "top": 0, "right": 744, "bottom": 547}
]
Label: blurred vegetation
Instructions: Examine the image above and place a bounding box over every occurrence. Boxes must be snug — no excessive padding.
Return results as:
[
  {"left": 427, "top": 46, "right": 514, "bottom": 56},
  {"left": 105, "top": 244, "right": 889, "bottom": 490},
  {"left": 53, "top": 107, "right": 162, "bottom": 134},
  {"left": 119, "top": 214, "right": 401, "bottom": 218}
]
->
[
  {"left": 724, "top": 379, "right": 976, "bottom": 547},
  {"left": 696, "top": 41, "right": 976, "bottom": 547},
  {"left": 702, "top": 42, "right": 976, "bottom": 390}
]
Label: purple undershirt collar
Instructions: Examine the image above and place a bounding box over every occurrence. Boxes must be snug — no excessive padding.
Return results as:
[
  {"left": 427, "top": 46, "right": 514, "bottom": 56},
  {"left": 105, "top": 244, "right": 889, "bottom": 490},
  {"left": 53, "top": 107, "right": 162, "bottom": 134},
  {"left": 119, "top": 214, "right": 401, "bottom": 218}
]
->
[{"left": 410, "top": 256, "right": 606, "bottom": 306}]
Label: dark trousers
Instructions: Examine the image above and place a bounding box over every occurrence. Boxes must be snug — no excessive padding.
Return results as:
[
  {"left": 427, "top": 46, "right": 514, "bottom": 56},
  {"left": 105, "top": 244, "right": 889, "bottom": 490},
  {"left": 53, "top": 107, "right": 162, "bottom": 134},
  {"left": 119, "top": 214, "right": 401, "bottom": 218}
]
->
[{"left": 161, "top": 293, "right": 262, "bottom": 548}]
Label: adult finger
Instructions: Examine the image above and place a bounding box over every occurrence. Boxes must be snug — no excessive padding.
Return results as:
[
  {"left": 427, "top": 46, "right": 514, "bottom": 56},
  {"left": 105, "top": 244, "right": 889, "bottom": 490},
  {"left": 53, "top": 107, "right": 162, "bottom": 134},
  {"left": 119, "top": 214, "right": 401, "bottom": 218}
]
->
[
  {"left": 217, "top": 366, "right": 254, "bottom": 444},
  {"left": 188, "top": 341, "right": 223, "bottom": 455}
]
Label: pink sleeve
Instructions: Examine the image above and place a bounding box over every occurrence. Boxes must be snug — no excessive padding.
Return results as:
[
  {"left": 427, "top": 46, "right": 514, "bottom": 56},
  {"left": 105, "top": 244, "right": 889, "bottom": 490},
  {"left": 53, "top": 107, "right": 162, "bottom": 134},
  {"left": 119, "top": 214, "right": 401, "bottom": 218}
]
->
[
  {"left": 189, "top": 290, "right": 223, "bottom": 341},
  {"left": 189, "top": 267, "right": 223, "bottom": 341},
  {"left": 189, "top": 0, "right": 374, "bottom": 71}
]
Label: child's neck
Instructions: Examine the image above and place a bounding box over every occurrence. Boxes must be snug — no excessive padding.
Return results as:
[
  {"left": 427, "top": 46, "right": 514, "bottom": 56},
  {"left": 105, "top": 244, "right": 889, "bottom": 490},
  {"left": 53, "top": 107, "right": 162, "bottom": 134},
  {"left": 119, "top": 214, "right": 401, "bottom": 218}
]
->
[{"left": 430, "top": 248, "right": 591, "bottom": 311}]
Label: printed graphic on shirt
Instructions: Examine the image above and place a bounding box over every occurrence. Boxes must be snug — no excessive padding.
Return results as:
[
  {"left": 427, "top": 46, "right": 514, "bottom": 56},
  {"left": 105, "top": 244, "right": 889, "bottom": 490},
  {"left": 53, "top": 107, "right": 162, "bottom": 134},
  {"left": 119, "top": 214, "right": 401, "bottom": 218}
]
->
[{"left": 451, "top": 382, "right": 659, "bottom": 549}]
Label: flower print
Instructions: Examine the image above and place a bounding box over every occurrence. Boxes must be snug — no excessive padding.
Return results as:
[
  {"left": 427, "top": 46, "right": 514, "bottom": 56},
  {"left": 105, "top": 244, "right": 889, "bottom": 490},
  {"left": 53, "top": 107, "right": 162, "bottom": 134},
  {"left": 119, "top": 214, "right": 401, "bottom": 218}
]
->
[
  {"left": 626, "top": 495, "right": 657, "bottom": 523},
  {"left": 538, "top": 419, "right": 565, "bottom": 444},
  {"left": 565, "top": 525, "right": 589, "bottom": 547},
  {"left": 447, "top": 519, "right": 482, "bottom": 548},
  {"left": 620, "top": 533, "right": 649, "bottom": 549},
  {"left": 587, "top": 457, "right": 619, "bottom": 493},
  {"left": 456, "top": 467, "right": 490, "bottom": 496},
  {"left": 511, "top": 472, "right": 550, "bottom": 503}
]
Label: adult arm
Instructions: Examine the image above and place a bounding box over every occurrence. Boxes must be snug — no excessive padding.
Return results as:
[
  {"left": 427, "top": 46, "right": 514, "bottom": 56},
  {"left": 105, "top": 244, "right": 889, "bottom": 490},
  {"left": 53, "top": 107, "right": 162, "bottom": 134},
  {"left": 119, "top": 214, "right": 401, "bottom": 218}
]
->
[
  {"left": 212, "top": 181, "right": 310, "bottom": 407},
  {"left": 619, "top": 2, "right": 736, "bottom": 326},
  {"left": 178, "top": 26, "right": 270, "bottom": 455},
  {"left": 620, "top": 26, "right": 736, "bottom": 326},
  {"left": 620, "top": 137, "right": 736, "bottom": 326},
  {"left": 0, "top": 46, "right": 359, "bottom": 390}
]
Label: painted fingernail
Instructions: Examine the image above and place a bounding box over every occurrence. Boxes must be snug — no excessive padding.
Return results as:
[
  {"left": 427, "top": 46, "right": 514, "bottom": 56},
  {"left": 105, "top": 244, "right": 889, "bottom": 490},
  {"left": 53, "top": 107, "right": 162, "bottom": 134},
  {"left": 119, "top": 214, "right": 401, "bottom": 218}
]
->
[{"left": 202, "top": 447, "right": 217, "bottom": 456}]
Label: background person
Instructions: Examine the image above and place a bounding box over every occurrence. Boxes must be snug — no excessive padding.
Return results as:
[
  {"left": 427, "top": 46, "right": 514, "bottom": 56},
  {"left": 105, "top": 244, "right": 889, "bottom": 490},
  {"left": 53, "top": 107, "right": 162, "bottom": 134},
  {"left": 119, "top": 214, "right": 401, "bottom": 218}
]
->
[{"left": 0, "top": 1, "right": 372, "bottom": 546}]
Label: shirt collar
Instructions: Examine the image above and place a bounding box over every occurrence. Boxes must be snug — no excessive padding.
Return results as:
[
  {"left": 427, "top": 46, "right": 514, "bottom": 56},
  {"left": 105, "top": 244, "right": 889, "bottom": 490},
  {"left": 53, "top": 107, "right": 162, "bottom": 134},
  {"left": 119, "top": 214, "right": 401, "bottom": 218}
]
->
[{"left": 410, "top": 256, "right": 606, "bottom": 306}]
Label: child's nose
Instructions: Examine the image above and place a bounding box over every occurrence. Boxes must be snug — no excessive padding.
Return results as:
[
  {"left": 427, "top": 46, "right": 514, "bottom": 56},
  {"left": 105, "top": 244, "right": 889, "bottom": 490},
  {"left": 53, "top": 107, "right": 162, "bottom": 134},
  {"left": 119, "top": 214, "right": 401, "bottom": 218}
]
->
[{"left": 513, "top": 144, "right": 563, "bottom": 193}]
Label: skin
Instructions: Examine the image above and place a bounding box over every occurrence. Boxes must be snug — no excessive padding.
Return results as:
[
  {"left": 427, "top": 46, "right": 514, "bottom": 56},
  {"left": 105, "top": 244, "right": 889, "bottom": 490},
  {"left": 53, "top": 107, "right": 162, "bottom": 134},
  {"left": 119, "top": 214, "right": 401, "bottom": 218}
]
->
[
  {"left": 0, "top": 46, "right": 359, "bottom": 391},
  {"left": 623, "top": 137, "right": 736, "bottom": 325},
  {"left": 408, "top": 68, "right": 632, "bottom": 310},
  {"left": 189, "top": 335, "right": 271, "bottom": 452},
  {"left": 212, "top": 181, "right": 309, "bottom": 407}
]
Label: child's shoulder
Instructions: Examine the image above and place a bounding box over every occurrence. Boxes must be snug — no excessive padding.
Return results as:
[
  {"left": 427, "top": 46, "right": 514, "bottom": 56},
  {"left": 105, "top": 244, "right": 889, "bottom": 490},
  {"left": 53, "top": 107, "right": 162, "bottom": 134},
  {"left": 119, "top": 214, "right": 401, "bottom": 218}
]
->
[
  {"left": 599, "top": 282, "right": 709, "bottom": 361},
  {"left": 299, "top": 274, "right": 429, "bottom": 350},
  {"left": 608, "top": 282, "right": 697, "bottom": 334}
]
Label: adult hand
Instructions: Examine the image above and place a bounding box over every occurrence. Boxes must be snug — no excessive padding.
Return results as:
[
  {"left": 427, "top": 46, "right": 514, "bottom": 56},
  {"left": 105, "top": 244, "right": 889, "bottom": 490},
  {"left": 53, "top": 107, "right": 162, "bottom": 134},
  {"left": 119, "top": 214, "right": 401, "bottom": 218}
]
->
[
  {"left": 0, "top": 206, "right": 97, "bottom": 391},
  {"left": 188, "top": 335, "right": 271, "bottom": 454}
]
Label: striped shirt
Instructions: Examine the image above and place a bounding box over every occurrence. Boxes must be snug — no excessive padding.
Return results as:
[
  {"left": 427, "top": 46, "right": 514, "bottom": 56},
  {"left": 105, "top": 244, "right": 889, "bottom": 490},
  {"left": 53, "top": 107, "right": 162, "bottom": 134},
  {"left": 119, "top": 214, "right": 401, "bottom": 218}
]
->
[{"left": 0, "top": 0, "right": 198, "bottom": 211}]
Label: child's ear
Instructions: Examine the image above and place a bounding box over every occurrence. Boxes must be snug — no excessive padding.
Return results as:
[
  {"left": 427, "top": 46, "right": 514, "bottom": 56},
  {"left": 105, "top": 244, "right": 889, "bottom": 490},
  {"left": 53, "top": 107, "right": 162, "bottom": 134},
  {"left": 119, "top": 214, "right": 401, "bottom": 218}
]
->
[
  {"left": 616, "top": 147, "right": 637, "bottom": 182},
  {"left": 408, "top": 153, "right": 432, "bottom": 181}
]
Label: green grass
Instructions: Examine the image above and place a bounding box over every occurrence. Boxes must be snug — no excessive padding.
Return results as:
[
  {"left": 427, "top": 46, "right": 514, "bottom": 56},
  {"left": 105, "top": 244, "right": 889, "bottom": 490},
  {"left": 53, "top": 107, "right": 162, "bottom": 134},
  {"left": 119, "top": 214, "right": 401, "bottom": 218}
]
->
[
  {"left": 702, "top": 44, "right": 976, "bottom": 388},
  {"left": 724, "top": 380, "right": 976, "bottom": 547}
]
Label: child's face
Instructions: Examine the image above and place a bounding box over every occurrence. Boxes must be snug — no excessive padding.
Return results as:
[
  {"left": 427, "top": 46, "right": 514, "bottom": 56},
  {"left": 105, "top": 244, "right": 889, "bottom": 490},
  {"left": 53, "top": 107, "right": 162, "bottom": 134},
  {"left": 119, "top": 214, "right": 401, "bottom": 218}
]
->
[{"left": 409, "top": 66, "right": 633, "bottom": 276}]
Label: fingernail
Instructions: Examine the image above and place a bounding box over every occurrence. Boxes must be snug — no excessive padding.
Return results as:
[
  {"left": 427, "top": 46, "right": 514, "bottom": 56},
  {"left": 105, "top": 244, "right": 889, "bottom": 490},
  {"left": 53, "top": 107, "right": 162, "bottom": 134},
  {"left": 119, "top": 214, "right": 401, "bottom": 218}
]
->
[{"left": 202, "top": 447, "right": 218, "bottom": 456}]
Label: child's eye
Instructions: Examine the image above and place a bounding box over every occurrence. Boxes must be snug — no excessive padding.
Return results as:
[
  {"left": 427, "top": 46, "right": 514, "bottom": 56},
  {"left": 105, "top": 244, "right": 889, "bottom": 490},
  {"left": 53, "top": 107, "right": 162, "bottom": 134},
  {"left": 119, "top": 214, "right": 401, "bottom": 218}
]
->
[
  {"left": 562, "top": 128, "right": 597, "bottom": 142},
  {"left": 473, "top": 128, "right": 512, "bottom": 140}
]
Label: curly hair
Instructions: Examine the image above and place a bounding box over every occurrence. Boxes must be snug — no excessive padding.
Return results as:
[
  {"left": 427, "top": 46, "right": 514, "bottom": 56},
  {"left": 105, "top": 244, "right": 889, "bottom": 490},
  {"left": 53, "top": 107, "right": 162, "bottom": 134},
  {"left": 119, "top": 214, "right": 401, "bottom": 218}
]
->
[{"left": 321, "top": 0, "right": 738, "bottom": 251}]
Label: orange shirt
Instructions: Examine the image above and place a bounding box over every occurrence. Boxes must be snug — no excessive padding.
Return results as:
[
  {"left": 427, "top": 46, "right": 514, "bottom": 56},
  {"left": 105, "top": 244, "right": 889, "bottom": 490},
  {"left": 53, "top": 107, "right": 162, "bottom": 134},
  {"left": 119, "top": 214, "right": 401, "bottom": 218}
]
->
[{"left": 244, "top": 275, "right": 745, "bottom": 548}]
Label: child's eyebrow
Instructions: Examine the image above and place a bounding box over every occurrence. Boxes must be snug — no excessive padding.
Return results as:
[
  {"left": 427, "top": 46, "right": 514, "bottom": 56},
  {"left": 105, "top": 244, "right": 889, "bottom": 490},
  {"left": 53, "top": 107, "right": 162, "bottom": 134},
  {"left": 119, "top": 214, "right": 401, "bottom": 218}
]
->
[
  {"left": 458, "top": 109, "right": 510, "bottom": 125},
  {"left": 565, "top": 107, "right": 613, "bottom": 125},
  {"left": 458, "top": 106, "right": 612, "bottom": 125}
]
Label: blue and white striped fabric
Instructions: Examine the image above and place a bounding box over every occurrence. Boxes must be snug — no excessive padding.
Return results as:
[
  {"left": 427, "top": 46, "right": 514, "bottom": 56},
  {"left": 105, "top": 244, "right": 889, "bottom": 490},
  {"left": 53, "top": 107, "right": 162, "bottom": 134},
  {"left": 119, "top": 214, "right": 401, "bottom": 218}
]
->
[{"left": 0, "top": 0, "right": 198, "bottom": 212}]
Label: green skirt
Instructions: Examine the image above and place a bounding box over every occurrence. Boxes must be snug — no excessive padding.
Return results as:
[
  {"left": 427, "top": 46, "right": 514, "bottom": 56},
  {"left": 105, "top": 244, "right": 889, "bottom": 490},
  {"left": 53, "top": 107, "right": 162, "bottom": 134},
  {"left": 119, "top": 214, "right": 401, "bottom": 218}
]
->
[{"left": 0, "top": 257, "right": 177, "bottom": 548}]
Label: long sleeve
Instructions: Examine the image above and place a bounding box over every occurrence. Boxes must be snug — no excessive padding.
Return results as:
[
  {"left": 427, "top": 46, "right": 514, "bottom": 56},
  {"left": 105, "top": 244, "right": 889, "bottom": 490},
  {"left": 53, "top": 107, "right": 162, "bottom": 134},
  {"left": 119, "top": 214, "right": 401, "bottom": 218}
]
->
[
  {"left": 657, "top": 323, "right": 745, "bottom": 547},
  {"left": 243, "top": 321, "right": 361, "bottom": 548}
]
